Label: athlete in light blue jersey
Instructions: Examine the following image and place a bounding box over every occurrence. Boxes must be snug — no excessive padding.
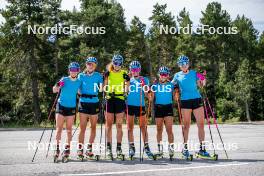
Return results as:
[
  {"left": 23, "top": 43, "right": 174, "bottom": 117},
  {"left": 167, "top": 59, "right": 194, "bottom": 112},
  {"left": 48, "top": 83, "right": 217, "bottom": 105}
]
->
[
  {"left": 172, "top": 55, "right": 209, "bottom": 158},
  {"left": 77, "top": 57, "right": 103, "bottom": 159},
  {"left": 53, "top": 62, "right": 81, "bottom": 160},
  {"left": 126, "top": 61, "right": 155, "bottom": 159},
  {"left": 150, "top": 66, "right": 175, "bottom": 158}
]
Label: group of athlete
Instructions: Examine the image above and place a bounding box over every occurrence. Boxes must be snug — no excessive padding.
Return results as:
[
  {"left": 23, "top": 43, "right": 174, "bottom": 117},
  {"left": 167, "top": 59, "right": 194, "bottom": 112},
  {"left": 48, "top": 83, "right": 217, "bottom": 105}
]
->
[{"left": 52, "top": 54, "right": 211, "bottom": 162}]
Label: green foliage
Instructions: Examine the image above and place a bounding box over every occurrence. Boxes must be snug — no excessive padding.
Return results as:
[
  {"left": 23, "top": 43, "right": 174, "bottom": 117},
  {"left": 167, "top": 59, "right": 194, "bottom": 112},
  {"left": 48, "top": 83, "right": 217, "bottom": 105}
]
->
[{"left": 0, "top": 1, "right": 263, "bottom": 125}]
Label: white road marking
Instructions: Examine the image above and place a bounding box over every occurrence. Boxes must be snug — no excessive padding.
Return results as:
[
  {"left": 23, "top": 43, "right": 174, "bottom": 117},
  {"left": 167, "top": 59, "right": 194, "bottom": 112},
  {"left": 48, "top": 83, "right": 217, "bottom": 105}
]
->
[{"left": 61, "top": 163, "right": 249, "bottom": 176}]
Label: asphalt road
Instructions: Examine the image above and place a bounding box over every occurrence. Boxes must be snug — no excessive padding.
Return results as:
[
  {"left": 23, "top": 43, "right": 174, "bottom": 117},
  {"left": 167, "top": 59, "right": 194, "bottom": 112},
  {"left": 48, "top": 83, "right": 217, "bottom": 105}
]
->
[{"left": 0, "top": 124, "right": 264, "bottom": 176}]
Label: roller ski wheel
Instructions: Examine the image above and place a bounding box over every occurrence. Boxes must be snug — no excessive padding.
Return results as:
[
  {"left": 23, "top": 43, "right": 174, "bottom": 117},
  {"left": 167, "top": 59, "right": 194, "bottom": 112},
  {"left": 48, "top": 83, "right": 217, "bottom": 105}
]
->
[
  {"left": 155, "top": 152, "right": 164, "bottom": 159},
  {"left": 106, "top": 153, "right": 114, "bottom": 161},
  {"left": 116, "top": 154, "right": 125, "bottom": 161},
  {"left": 169, "top": 154, "right": 174, "bottom": 161},
  {"left": 195, "top": 152, "right": 218, "bottom": 161},
  {"left": 62, "top": 155, "right": 70, "bottom": 163},
  {"left": 77, "top": 154, "right": 84, "bottom": 162}
]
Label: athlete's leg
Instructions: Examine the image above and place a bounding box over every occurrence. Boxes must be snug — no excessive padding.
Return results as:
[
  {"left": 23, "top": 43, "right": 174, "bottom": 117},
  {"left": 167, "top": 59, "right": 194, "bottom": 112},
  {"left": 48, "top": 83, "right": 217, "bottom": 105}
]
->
[
  {"left": 78, "top": 113, "right": 88, "bottom": 145},
  {"left": 193, "top": 106, "right": 205, "bottom": 143},
  {"left": 164, "top": 116, "right": 174, "bottom": 144},
  {"left": 55, "top": 113, "right": 64, "bottom": 145},
  {"left": 181, "top": 109, "right": 192, "bottom": 143},
  {"left": 116, "top": 112, "right": 124, "bottom": 143}
]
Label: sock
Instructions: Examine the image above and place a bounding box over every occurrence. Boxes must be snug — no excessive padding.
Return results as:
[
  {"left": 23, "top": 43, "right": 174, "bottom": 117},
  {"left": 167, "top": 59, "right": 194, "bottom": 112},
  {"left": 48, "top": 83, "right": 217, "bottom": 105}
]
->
[
  {"left": 184, "top": 143, "right": 188, "bottom": 150},
  {"left": 117, "top": 143, "right": 122, "bottom": 150},
  {"left": 158, "top": 143, "right": 163, "bottom": 152},
  {"left": 107, "top": 142, "right": 112, "bottom": 150},
  {"left": 200, "top": 142, "right": 205, "bottom": 151}
]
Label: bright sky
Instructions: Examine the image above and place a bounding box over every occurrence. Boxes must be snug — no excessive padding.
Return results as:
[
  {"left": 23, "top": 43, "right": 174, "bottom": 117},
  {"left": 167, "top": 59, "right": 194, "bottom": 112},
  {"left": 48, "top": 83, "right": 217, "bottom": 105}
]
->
[{"left": 1, "top": 0, "right": 264, "bottom": 33}]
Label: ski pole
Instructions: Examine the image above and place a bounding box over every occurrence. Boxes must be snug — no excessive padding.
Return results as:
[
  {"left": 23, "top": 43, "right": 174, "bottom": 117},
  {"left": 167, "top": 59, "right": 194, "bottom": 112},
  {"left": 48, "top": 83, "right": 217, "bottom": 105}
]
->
[
  {"left": 203, "top": 95, "right": 216, "bottom": 156},
  {"left": 175, "top": 88, "right": 185, "bottom": 143},
  {"left": 32, "top": 90, "right": 60, "bottom": 162},
  {"left": 204, "top": 91, "right": 229, "bottom": 159},
  {"left": 99, "top": 91, "right": 105, "bottom": 156}
]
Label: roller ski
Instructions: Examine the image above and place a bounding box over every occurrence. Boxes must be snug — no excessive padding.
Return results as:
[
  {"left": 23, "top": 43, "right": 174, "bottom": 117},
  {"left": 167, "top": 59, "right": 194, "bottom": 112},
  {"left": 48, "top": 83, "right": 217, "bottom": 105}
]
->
[
  {"left": 128, "top": 143, "right": 135, "bottom": 160},
  {"left": 181, "top": 149, "right": 193, "bottom": 161},
  {"left": 116, "top": 149, "right": 125, "bottom": 161},
  {"left": 53, "top": 147, "right": 60, "bottom": 163},
  {"left": 195, "top": 150, "right": 218, "bottom": 161},
  {"left": 61, "top": 146, "right": 70, "bottom": 163},
  {"left": 144, "top": 144, "right": 156, "bottom": 160},
  {"left": 85, "top": 144, "right": 100, "bottom": 161}
]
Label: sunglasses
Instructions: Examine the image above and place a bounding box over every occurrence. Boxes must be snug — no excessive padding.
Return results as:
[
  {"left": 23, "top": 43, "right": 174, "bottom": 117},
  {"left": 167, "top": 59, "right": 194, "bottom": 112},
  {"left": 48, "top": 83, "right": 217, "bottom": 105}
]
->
[
  {"left": 159, "top": 73, "right": 169, "bottom": 77},
  {"left": 130, "top": 68, "right": 141, "bottom": 73},
  {"left": 69, "top": 68, "right": 80, "bottom": 72},
  {"left": 113, "top": 61, "right": 122, "bottom": 66},
  {"left": 86, "top": 62, "right": 95, "bottom": 66},
  {"left": 178, "top": 62, "right": 189, "bottom": 67}
]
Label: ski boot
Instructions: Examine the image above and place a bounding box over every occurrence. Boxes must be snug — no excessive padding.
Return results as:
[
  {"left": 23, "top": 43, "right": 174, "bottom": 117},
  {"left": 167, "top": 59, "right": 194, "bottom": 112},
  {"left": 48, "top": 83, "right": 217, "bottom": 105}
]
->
[
  {"left": 182, "top": 148, "right": 193, "bottom": 161},
  {"left": 168, "top": 144, "right": 175, "bottom": 161},
  {"left": 106, "top": 145, "right": 114, "bottom": 161},
  {"left": 62, "top": 146, "right": 70, "bottom": 163},
  {"left": 144, "top": 143, "right": 156, "bottom": 160},
  {"left": 155, "top": 143, "right": 164, "bottom": 159},
  {"left": 195, "top": 149, "right": 218, "bottom": 161},
  {"left": 128, "top": 143, "right": 135, "bottom": 160},
  {"left": 53, "top": 145, "right": 60, "bottom": 163},
  {"left": 116, "top": 148, "right": 125, "bottom": 161}
]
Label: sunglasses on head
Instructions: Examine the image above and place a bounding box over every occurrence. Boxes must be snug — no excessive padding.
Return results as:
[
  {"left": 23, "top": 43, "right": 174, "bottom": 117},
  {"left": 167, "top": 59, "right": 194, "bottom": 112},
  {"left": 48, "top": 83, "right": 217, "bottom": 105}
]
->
[
  {"left": 130, "top": 68, "right": 141, "bottom": 73},
  {"left": 159, "top": 73, "right": 169, "bottom": 77},
  {"left": 69, "top": 68, "right": 80, "bottom": 72}
]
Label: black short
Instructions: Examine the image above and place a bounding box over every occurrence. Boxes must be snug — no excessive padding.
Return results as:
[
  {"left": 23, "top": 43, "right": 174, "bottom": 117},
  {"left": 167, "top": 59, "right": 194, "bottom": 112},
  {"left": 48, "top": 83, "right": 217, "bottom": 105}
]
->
[
  {"left": 79, "top": 102, "right": 100, "bottom": 115},
  {"left": 154, "top": 104, "right": 173, "bottom": 118},
  {"left": 127, "top": 105, "right": 146, "bottom": 117},
  {"left": 106, "top": 98, "right": 125, "bottom": 114},
  {"left": 180, "top": 98, "right": 203, "bottom": 110},
  {"left": 56, "top": 103, "right": 76, "bottom": 116}
]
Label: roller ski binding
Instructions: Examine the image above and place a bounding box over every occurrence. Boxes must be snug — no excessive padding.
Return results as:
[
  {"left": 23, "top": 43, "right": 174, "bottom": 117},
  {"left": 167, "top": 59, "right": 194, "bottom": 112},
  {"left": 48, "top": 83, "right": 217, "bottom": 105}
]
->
[
  {"left": 62, "top": 146, "right": 70, "bottom": 163},
  {"left": 53, "top": 146, "right": 60, "bottom": 163},
  {"left": 77, "top": 149, "right": 84, "bottom": 161},
  {"left": 128, "top": 143, "right": 135, "bottom": 160},
  {"left": 85, "top": 144, "right": 100, "bottom": 161},
  {"left": 195, "top": 149, "right": 218, "bottom": 161},
  {"left": 116, "top": 148, "right": 125, "bottom": 161},
  {"left": 155, "top": 144, "right": 164, "bottom": 159},
  {"left": 182, "top": 149, "right": 193, "bottom": 161},
  {"left": 144, "top": 143, "right": 156, "bottom": 160}
]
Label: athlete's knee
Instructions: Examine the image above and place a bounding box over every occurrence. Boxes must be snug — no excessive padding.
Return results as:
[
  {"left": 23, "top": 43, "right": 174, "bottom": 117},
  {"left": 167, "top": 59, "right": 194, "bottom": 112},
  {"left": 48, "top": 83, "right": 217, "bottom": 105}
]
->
[{"left": 116, "top": 122, "right": 122, "bottom": 129}]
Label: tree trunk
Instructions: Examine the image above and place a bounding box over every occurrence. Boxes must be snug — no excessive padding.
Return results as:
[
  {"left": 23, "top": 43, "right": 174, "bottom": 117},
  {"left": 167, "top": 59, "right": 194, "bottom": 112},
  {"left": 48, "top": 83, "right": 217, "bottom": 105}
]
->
[
  {"left": 245, "top": 100, "right": 251, "bottom": 122},
  {"left": 28, "top": 35, "right": 41, "bottom": 125}
]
